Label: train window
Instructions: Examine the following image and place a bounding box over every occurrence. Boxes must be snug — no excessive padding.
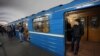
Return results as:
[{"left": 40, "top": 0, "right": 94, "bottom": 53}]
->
[
  {"left": 80, "top": 17, "right": 86, "bottom": 27},
  {"left": 89, "top": 16, "right": 100, "bottom": 28},
  {"left": 33, "top": 16, "right": 49, "bottom": 33}
]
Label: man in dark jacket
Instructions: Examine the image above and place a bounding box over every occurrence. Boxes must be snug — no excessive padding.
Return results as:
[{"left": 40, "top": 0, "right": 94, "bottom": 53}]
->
[
  {"left": 71, "top": 19, "right": 84, "bottom": 55},
  {"left": 0, "top": 25, "right": 4, "bottom": 35}
]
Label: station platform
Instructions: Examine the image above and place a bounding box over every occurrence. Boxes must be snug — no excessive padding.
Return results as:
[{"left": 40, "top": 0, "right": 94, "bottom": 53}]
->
[
  {"left": 0, "top": 34, "right": 53, "bottom": 56},
  {"left": 0, "top": 34, "right": 100, "bottom": 56},
  {"left": 67, "top": 41, "right": 100, "bottom": 56}
]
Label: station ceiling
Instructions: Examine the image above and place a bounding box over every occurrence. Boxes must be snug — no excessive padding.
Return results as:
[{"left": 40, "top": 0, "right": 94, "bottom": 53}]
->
[{"left": 0, "top": 0, "right": 73, "bottom": 25}]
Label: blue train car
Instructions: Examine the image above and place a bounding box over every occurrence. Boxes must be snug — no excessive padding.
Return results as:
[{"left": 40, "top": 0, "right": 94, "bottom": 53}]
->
[{"left": 27, "top": 0, "right": 100, "bottom": 56}]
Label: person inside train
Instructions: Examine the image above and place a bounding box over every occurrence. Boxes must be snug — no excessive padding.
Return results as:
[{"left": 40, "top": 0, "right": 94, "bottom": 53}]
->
[
  {"left": 71, "top": 18, "right": 84, "bottom": 55},
  {"left": 65, "top": 19, "right": 72, "bottom": 42},
  {"left": 66, "top": 13, "right": 84, "bottom": 55}
]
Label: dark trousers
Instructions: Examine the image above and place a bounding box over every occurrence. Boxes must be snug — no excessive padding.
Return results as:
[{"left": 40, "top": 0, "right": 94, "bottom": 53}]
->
[
  {"left": 0, "top": 31, "right": 3, "bottom": 35},
  {"left": 8, "top": 31, "right": 13, "bottom": 39},
  {"left": 71, "top": 36, "right": 81, "bottom": 55}
]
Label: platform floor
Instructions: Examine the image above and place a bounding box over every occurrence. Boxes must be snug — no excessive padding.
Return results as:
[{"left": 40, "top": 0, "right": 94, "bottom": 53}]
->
[
  {"left": 0, "top": 34, "right": 54, "bottom": 56},
  {"left": 0, "top": 34, "right": 100, "bottom": 56},
  {"left": 66, "top": 41, "right": 100, "bottom": 56}
]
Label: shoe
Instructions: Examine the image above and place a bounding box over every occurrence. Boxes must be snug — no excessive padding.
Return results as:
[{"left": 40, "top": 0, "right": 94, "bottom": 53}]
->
[
  {"left": 74, "top": 53, "right": 78, "bottom": 56},
  {"left": 74, "top": 55, "right": 78, "bottom": 56}
]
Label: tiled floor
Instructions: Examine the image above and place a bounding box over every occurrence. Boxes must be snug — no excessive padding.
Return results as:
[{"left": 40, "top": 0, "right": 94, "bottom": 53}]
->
[{"left": 66, "top": 41, "right": 100, "bottom": 56}]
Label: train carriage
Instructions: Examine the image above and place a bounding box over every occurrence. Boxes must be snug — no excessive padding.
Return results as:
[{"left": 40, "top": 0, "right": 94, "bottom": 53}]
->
[{"left": 25, "top": 0, "right": 100, "bottom": 56}]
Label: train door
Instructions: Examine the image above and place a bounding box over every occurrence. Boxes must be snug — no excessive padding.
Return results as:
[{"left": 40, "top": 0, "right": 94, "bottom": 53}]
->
[
  {"left": 88, "top": 15, "right": 100, "bottom": 42},
  {"left": 78, "top": 6, "right": 100, "bottom": 42},
  {"left": 65, "top": 6, "right": 100, "bottom": 42},
  {"left": 65, "top": 6, "right": 100, "bottom": 56}
]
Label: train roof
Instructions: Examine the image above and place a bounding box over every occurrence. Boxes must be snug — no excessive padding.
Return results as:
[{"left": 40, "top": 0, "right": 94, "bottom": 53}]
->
[
  {"left": 34, "top": 10, "right": 48, "bottom": 17},
  {"left": 47, "top": 0, "right": 100, "bottom": 12},
  {"left": 12, "top": 0, "right": 100, "bottom": 23},
  {"left": 33, "top": 0, "right": 100, "bottom": 17},
  {"left": 11, "top": 16, "right": 30, "bottom": 24}
]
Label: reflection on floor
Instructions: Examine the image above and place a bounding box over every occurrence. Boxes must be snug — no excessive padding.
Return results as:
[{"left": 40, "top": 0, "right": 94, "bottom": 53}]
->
[
  {"left": 66, "top": 41, "right": 100, "bottom": 56},
  {"left": 0, "top": 34, "right": 54, "bottom": 56}
]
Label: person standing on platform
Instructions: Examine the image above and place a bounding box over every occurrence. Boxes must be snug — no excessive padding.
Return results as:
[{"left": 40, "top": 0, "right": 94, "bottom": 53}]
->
[
  {"left": 19, "top": 24, "right": 24, "bottom": 42},
  {"left": 7, "top": 26, "right": 13, "bottom": 40}
]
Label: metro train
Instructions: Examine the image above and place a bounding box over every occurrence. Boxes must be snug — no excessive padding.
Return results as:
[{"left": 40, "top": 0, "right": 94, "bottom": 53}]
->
[{"left": 9, "top": 0, "right": 100, "bottom": 56}]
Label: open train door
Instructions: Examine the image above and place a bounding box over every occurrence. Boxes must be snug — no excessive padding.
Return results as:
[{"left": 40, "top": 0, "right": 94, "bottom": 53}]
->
[
  {"left": 74, "top": 6, "right": 100, "bottom": 42},
  {"left": 65, "top": 5, "right": 100, "bottom": 56}
]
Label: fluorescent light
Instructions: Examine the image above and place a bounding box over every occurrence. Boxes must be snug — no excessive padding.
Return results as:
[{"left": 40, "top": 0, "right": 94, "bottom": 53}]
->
[
  {"left": 45, "top": 13, "right": 51, "bottom": 16},
  {"left": 76, "top": 3, "right": 94, "bottom": 9},
  {"left": 0, "top": 22, "right": 8, "bottom": 25}
]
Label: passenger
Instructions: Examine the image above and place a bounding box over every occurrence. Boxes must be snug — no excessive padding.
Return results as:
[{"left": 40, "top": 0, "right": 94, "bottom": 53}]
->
[
  {"left": 42, "top": 21, "right": 49, "bottom": 32},
  {"left": 66, "top": 14, "right": 84, "bottom": 55},
  {"left": 71, "top": 19, "right": 84, "bottom": 55},
  {"left": 19, "top": 24, "right": 24, "bottom": 42},
  {"left": 13, "top": 26, "right": 16, "bottom": 37},
  {"left": 5, "top": 26, "right": 8, "bottom": 34},
  {"left": 2, "top": 26, "right": 5, "bottom": 35},
  {"left": 7, "top": 26, "right": 13, "bottom": 40},
  {"left": 23, "top": 28, "right": 29, "bottom": 41},
  {"left": 65, "top": 20, "right": 72, "bottom": 41},
  {"left": 0, "top": 36, "right": 3, "bottom": 47},
  {"left": 0, "top": 25, "right": 2, "bottom": 35},
  {"left": 0, "top": 25, "right": 3, "bottom": 47},
  {"left": 0, "top": 25, "right": 4, "bottom": 35},
  {"left": 2, "top": 26, "right": 6, "bottom": 34},
  {"left": 23, "top": 24, "right": 29, "bottom": 41},
  {"left": 12, "top": 25, "right": 16, "bottom": 37}
]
